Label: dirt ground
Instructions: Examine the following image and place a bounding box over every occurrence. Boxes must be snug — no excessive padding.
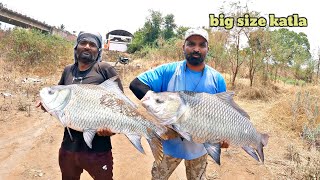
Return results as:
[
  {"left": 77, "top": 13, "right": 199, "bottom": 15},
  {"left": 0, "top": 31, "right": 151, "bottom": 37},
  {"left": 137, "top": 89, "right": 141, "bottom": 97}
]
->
[{"left": 0, "top": 60, "right": 319, "bottom": 180}]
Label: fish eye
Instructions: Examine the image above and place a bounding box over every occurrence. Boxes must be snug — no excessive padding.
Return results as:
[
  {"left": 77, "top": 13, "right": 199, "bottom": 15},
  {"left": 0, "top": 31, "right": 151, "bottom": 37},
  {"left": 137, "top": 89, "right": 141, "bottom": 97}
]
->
[
  {"left": 48, "top": 89, "right": 55, "bottom": 95},
  {"left": 155, "top": 98, "right": 164, "bottom": 104}
]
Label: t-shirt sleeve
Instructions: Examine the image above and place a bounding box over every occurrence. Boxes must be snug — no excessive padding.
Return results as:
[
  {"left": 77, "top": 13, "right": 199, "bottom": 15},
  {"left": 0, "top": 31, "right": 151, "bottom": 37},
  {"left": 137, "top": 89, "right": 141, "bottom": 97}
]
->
[
  {"left": 58, "top": 66, "right": 70, "bottom": 85},
  {"left": 216, "top": 73, "right": 227, "bottom": 93},
  {"left": 137, "top": 65, "right": 167, "bottom": 92}
]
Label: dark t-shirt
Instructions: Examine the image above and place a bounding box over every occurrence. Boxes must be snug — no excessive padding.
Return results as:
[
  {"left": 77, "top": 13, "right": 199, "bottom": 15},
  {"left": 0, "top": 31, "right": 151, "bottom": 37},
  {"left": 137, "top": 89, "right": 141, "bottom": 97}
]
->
[{"left": 58, "top": 61, "right": 123, "bottom": 152}]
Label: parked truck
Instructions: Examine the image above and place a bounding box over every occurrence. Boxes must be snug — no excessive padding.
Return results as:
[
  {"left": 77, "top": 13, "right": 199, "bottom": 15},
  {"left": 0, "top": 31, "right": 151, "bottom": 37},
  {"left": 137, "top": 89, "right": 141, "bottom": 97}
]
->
[{"left": 104, "top": 30, "right": 133, "bottom": 52}]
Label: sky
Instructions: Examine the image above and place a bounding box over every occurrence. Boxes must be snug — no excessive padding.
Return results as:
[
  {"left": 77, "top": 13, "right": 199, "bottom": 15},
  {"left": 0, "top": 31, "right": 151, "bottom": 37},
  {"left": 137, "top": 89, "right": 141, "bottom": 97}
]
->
[{"left": 0, "top": 0, "right": 319, "bottom": 58}]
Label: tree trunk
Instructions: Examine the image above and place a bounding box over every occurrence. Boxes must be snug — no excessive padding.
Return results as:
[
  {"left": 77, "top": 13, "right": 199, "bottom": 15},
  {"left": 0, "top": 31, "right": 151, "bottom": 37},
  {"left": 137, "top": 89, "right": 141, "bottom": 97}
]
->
[
  {"left": 231, "top": 34, "right": 240, "bottom": 89},
  {"left": 316, "top": 56, "right": 320, "bottom": 84}
]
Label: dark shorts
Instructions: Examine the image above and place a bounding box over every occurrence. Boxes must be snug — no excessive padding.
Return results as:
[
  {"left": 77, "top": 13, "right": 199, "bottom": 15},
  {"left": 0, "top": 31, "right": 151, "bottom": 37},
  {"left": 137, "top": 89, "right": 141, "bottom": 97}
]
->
[{"left": 59, "top": 148, "right": 113, "bottom": 180}]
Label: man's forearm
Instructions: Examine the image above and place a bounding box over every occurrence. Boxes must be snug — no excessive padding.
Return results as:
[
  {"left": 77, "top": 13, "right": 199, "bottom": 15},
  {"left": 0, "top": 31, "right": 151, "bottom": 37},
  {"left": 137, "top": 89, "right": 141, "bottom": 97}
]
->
[{"left": 129, "top": 78, "right": 150, "bottom": 100}]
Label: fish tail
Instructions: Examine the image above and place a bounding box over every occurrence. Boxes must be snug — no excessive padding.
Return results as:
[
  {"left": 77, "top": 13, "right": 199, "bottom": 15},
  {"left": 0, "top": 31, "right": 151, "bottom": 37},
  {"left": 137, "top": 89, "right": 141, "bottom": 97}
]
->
[
  {"left": 125, "top": 134, "right": 145, "bottom": 154},
  {"left": 257, "top": 133, "right": 269, "bottom": 163}
]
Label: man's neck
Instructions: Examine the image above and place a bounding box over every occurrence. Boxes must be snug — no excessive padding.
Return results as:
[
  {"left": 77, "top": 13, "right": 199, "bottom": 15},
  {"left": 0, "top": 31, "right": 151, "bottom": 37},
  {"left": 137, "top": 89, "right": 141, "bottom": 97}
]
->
[
  {"left": 77, "top": 61, "right": 95, "bottom": 71},
  {"left": 186, "top": 62, "right": 205, "bottom": 72}
]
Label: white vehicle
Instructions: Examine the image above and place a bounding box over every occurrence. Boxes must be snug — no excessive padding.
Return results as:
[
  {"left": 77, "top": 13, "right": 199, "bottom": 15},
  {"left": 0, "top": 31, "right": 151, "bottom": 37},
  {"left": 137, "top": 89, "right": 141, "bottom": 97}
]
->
[{"left": 104, "top": 30, "right": 133, "bottom": 52}]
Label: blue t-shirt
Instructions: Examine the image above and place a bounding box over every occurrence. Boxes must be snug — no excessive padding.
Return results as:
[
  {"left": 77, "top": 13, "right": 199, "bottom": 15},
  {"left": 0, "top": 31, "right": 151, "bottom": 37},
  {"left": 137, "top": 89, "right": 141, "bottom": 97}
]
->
[{"left": 138, "top": 60, "right": 226, "bottom": 159}]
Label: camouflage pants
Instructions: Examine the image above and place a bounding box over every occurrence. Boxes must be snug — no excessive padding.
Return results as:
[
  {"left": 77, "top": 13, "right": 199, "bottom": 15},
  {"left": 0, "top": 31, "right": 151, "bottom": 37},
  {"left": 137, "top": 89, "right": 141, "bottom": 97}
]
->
[{"left": 151, "top": 154, "right": 208, "bottom": 180}]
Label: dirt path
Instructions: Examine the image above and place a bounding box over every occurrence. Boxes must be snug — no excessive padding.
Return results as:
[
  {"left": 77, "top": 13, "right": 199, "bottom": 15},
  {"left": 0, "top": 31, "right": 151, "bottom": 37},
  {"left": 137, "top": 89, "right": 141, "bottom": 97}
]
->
[{"left": 0, "top": 88, "right": 317, "bottom": 180}]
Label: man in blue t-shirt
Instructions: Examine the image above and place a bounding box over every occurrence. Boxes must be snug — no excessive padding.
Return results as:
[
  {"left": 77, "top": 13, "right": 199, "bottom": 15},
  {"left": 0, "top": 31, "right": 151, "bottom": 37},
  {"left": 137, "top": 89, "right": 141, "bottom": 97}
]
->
[{"left": 129, "top": 28, "right": 228, "bottom": 179}]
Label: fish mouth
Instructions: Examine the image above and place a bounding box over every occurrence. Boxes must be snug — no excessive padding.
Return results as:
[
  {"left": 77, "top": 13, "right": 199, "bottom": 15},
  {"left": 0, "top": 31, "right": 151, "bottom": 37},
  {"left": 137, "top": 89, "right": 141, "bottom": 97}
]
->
[
  {"left": 141, "top": 103, "right": 160, "bottom": 116},
  {"left": 41, "top": 100, "right": 65, "bottom": 112},
  {"left": 143, "top": 105, "right": 158, "bottom": 114}
]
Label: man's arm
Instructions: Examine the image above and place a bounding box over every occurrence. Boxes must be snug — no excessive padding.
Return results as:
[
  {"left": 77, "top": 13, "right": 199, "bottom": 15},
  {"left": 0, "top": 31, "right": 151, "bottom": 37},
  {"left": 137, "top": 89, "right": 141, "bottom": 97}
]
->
[
  {"left": 58, "top": 65, "right": 70, "bottom": 85},
  {"left": 129, "top": 63, "right": 174, "bottom": 99},
  {"left": 129, "top": 78, "right": 151, "bottom": 100}
]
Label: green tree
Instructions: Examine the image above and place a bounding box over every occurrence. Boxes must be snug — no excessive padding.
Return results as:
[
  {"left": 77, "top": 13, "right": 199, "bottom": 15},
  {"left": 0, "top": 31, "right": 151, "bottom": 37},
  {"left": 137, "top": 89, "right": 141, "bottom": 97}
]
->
[
  {"left": 128, "top": 10, "right": 180, "bottom": 53},
  {"left": 270, "top": 28, "right": 311, "bottom": 82},
  {"left": 207, "top": 30, "right": 229, "bottom": 72},
  {"left": 143, "top": 10, "right": 163, "bottom": 45},
  {"left": 246, "top": 28, "right": 271, "bottom": 86},
  {"left": 162, "top": 14, "right": 176, "bottom": 40},
  {"left": 175, "top": 26, "right": 189, "bottom": 39},
  {"left": 127, "top": 29, "right": 145, "bottom": 53}
]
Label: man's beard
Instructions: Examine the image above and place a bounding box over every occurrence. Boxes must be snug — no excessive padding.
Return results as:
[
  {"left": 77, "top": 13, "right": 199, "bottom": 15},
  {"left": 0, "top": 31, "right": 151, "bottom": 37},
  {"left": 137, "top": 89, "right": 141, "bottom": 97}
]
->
[
  {"left": 185, "top": 51, "right": 205, "bottom": 66},
  {"left": 77, "top": 51, "right": 96, "bottom": 64}
]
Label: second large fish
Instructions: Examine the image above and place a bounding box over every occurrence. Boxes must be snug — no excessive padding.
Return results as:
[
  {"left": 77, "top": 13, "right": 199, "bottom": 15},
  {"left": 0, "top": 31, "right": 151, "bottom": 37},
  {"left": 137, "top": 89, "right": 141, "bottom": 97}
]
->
[{"left": 141, "top": 91, "right": 269, "bottom": 165}]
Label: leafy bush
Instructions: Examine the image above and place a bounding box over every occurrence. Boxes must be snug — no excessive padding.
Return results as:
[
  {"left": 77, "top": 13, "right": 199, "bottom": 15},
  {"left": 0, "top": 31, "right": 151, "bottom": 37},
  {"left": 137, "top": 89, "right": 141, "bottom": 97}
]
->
[
  {"left": 133, "top": 37, "right": 184, "bottom": 62},
  {"left": 292, "top": 90, "right": 320, "bottom": 149},
  {"left": 0, "top": 28, "right": 73, "bottom": 74}
]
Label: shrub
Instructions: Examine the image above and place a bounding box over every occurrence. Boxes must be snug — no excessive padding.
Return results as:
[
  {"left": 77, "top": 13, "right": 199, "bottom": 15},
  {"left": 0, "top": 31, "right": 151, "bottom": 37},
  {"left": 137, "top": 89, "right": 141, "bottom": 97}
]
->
[{"left": 0, "top": 28, "right": 73, "bottom": 75}]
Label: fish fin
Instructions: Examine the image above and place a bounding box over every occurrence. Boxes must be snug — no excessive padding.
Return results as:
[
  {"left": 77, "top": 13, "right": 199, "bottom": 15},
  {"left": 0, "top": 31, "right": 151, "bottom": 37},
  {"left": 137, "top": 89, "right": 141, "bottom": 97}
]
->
[
  {"left": 215, "top": 92, "right": 250, "bottom": 119},
  {"left": 242, "top": 146, "right": 260, "bottom": 162},
  {"left": 99, "top": 76, "right": 120, "bottom": 88},
  {"left": 54, "top": 110, "right": 68, "bottom": 126},
  {"left": 125, "top": 134, "right": 145, "bottom": 154},
  {"left": 204, "top": 143, "right": 221, "bottom": 165},
  {"left": 99, "top": 76, "right": 138, "bottom": 108},
  {"left": 256, "top": 143, "right": 265, "bottom": 163},
  {"left": 83, "top": 129, "right": 97, "bottom": 149},
  {"left": 67, "top": 127, "right": 73, "bottom": 141},
  {"left": 261, "top": 133, "right": 269, "bottom": 147},
  {"left": 54, "top": 110, "right": 73, "bottom": 141},
  {"left": 171, "top": 124, "right": 192, "bottom": 141},
  {"left": 146, "top": 128, "right": 164, "bottom": 166},
  {"left": 257, "top": 133, "right": 269, "bottom": 163},
  {"left": 153, "top": 124, "right": 169, "bottom": 140}
]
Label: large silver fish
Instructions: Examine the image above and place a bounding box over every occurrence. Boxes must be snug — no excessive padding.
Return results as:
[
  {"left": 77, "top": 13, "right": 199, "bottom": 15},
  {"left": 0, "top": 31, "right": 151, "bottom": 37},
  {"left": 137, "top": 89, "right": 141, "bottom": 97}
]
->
[
  {"left": 141, "top": 91, "right": 269, "bottom": 165},
  {"left": 39, "top": 76, "right": 166, "bottom": 164}
]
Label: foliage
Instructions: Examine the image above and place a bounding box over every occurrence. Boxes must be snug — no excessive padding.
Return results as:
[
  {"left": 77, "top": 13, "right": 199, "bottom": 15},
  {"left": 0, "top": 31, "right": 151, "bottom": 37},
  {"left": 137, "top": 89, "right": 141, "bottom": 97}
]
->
[
  {"left": 246, "top": 28, "right": 271, "bottom": 86},
  {"left": 143, "top": 10, "right": 163, "bottom": 45},
  {"left": 270, "top": 28, "right": 312, "bottom": 82},
  {"left": 0, "top": 28, "right": 73, "bottom": 74},
  {"left": 207, "top": 30, "right": 229, "bottom": 71},
  {"left": 291, "top": 90, "right": 320, "bottom": 149},
  {"left": 220, "top": 1, "right": 261, "bottom": 88},
  {"left": 128, "top": 10, "right": 182, "bottom": 54},
  {"left": 162, "top": 14, "right": 177, "bottom": 40},
  {"left": 126, "top": 6, "right": 316, "bottom": 87},
  {"left": 134, "top": 37, "right": 184, "bottom": 61},
  {"left": 127, "top": 29, "right": 145, "bottom": 53}
]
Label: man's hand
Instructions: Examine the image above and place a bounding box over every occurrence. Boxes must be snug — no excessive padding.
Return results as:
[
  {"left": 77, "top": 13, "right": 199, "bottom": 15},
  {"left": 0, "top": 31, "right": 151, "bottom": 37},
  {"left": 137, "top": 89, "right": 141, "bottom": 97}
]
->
[
  {"left": 220, "top": 141, "right": 229, "bottom": 148},
  {"left": 97, "top": 128, "right": 115, "bottom": 136},
  {"left": 35, "top": 100, "right": 47, "bottom": 112}
]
